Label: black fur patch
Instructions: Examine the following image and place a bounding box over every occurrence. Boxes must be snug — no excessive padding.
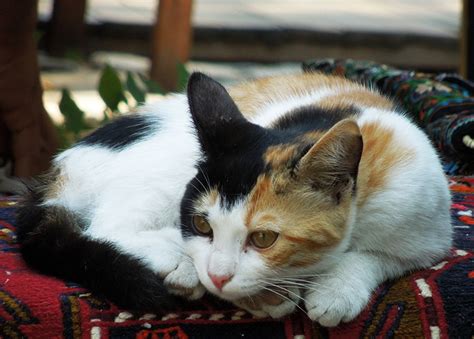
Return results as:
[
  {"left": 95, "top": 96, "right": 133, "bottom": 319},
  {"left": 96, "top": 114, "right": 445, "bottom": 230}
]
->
[
  {"left": 16, "top": 182, "right": 181, "bottom": 311},
  {"left": 79, "top": 114, "right": 159, "bottom": 150},
  {"left": 271, "top": 105, "right": 360, "bottom": 135},
  {"left": 187, "top": 72, "right": 267, "bottom": 157}
]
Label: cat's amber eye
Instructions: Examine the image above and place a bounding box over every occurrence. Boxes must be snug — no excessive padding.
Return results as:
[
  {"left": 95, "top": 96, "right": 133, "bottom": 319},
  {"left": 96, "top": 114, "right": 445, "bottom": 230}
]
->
[
  {"left": 192, "top": 215, "right": 212, "bottom": 236},
  {"left": 249, "top": 231, "right": 279, "bottom": 249}
]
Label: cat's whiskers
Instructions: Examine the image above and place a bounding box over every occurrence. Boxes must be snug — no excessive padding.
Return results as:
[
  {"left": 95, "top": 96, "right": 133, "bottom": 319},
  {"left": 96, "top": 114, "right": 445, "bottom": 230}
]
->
[
  {"left": 265, "top": 281, "right": 333, "bottom": 295},
  {"left": 196, "top": 164, "right": 212, "bottom": 192},
  {"left": 194, "top": 164, "right": 213, "bottom": 197},
  {"left": 187, "top": 182, "right": 207, "bottom": 197},
  {"left": 264, "top": 267, "right": 338, "bottom": 285},
  {"left": 258, "top": 285, "right": 309, "bottom": 317},
  {"left": 243, "top": 289, "right": 258, "bottom": 311},
  {"left": 260, "top": 280, "right": 307, "bottom": 304},
  {"left": 267, "top": 276, "right": 333, "bottom": 284},
  {"left": 265, "top": 273, "right": 334, "bottom": 279},
  {"left": 259, "top": 277, "right": 340, "bottom": 294}
]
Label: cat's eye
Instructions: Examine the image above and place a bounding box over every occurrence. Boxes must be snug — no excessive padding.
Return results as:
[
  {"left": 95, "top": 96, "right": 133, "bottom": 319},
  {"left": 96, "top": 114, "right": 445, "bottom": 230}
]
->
[
  {"left": 192, "top": 215, "right": 212, "bottom": 236},
  {"left": 249, "top": 231, "right": 279, "bottom": 249}
]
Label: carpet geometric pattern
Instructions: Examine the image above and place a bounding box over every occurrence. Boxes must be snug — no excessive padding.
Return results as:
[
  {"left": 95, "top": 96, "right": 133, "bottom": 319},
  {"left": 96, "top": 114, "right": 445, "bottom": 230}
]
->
[{"left": 1, "top": 177, "right": 473, "bottom": 338}]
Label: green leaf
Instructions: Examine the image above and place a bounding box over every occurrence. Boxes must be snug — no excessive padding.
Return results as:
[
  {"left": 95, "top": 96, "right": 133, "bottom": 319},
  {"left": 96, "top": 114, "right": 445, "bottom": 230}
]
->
[
  {"left": 177, "top": 63, "right": 190, "bottom": 91},
  {"left": 98, "top": 65, "right": 127, "bottom": 111},
  {"left": 33, "top": 30, "right": 44, "bottom": 44},
  {"left": 59, "top": 89, "right": 88, "bottom": 135},
  {"left": 102, "top": 110, "right": 110, "bottom": 123},
  {"left": 138, "top": 73, "right": 165, "bottom": 94},
  {"left": 126, "top": 72, "right": 146, "bottom": 104},
  {"left": 54, "top": 124, "right": 71, "bottom": 150}
]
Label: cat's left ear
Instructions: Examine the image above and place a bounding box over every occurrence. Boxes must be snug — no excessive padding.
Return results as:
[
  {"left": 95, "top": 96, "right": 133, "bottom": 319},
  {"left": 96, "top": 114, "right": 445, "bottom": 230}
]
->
[
  {"left": 187, "top": 72, "right": 264, "bottom": 156},
  {"left": 295, "top": 119, "right": 363, "bottom": 194}
]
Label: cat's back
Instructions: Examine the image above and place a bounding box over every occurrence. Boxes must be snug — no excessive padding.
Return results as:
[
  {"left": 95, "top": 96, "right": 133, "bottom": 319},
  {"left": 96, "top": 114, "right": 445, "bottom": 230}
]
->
[
  {"left": 45, "top": 94, "right": 200, "bottom": 211},
  {"left": 229, "top": 72, "right": 447, "bottom": 200},
  {"left": 229, "top": 72, "right": 394, "bottom": 123}
]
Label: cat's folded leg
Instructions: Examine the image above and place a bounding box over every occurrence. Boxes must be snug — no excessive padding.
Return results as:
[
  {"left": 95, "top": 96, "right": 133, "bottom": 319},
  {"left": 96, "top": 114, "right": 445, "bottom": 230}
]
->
[
  {"left": 93, "top": 227, "right": 206, "bottom": 301},
  {"left": 130, "top": 228, "right": 206, "bottom": 300},
  {"left": 234, "top": 287, "right": 302, "bottom": 319},
  {"left": 164, "top": 260, "right": 206, "bottom": 300},
  {"left": 304, "top": 251, "right": 407, "bottom": 327}
]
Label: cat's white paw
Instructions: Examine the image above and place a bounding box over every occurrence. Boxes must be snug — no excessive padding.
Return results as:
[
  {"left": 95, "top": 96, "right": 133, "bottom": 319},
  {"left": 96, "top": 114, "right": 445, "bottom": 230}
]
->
[
  {"left": 148, "top": 250, "right": 182, "bottom": 277},
  {"left": 235, "top": 287, "right": 301, "bottom": 319},
  {"left": 164, "top": 260, "right": 206, "bottom": 300},
  {"left": 304, "top": 277, "right": 370, "bottom": 327},
  {"left": 261, "top": 297, "right": 298, "bottom": 319}
]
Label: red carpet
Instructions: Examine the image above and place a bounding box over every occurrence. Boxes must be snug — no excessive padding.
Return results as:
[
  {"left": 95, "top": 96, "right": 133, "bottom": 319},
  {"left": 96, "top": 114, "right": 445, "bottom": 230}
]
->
[{"left": 1, "top": 177, "right": 473, "bottom": 338}]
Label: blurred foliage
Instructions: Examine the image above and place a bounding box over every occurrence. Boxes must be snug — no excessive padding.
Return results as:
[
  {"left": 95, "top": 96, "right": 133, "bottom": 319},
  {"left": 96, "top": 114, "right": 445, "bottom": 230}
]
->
[
  {"left": 59, "top": 89, "right": 88, "bottom": 135},
  {"left": 63, "top": 50, "right": 86, "bottom": 63},
  {"left": 33, "top": 30, "right": 44, "bottom": 43},
  {"left": 57, "top": 63, "right": 190, "bottom": 149},
  {"left": 98, "top": 64, "right": 128, "bottom": 113}
]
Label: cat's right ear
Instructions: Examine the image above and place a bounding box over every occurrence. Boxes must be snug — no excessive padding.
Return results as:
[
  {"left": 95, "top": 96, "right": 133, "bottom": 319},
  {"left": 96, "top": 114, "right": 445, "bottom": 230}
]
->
[
  {"left": 295, "top": 119, "right": 363, "bottom": 195},
  {"left": 187, "top": 72, "right": 263, "bottom": 155}
]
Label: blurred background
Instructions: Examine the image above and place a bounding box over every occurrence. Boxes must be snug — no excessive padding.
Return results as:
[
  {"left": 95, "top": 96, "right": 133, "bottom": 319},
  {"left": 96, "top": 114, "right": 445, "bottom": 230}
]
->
[
  {"left": 37, "top": 0, "right": 463, "bottom": 123},
  {"left": 0, "top": 0, "right": 472, "bottom": 181}
]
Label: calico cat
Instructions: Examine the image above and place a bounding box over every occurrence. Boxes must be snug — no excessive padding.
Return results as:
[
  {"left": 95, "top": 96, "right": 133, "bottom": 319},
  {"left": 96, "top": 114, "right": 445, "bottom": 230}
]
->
[{"left": 17, "top": 72, "right": 452, "bottom": 327}]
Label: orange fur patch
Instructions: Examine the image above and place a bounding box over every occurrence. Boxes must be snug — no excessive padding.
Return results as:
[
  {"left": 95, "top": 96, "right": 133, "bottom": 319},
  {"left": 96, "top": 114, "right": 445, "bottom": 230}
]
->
[
  {"left": 357, "top": 122, "right": 415, "bottom": 205},
  {"left": 244, "top": 171, "right": 348, "bottom": 268},
  {"left": 299, "top": 131, "right": 325, "bottom": 144},
  {"left": 245, "top": 175, "right": 271, "bottom": 228},
  {"left": 229, "top": 72, "right": 394, "bottom": 118},
  {"left": 317, "top": 90, "right": 394, "bottom": 111},
  {"left": 263, "top": 144, "right": 299, "bottom": 169}
]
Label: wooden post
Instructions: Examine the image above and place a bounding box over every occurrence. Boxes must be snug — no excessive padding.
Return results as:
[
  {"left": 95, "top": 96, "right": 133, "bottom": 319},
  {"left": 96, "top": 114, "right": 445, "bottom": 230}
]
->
[
  {"left": 150, "top": 0, "right": 193, "bottom": 92},
  {"left": 461, "top": 0, "right": 474, "bottom": 80},
  {"left": 0, "top": 0, "right": 59, "bottom": 177},
  {"left": 46, "top": 0, "right": 87, "bottom": 56}
]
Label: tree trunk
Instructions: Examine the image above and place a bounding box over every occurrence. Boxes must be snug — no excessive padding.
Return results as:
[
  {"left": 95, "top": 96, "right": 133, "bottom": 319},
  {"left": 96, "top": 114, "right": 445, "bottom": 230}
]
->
[
  {"left": 0, "top": 0, "right": 59, "bottom": 177},
  {"left": 151, "top": 0, "right": 193, "bottom": 92}
]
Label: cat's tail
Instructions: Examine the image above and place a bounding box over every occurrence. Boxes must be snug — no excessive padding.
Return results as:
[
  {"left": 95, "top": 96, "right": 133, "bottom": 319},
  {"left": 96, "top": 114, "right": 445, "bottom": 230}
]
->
[{"left": 16, "top": 182, "right": 181, "bottom": 311}]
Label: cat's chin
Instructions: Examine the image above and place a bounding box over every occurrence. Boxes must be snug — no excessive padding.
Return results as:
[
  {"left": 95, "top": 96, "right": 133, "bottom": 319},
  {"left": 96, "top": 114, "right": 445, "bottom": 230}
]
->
[
  {"left": 203, "top": 284, "right": 262, "bottom": 302},
  {"left": 208, "top": 289, "right": 254, "bottom": 302}
]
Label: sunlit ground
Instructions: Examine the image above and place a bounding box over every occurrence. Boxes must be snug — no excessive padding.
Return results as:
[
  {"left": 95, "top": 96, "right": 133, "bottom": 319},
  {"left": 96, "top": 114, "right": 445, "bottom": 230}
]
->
[{"left": 38, "top": 0, "right": 462, "bottom": 124}]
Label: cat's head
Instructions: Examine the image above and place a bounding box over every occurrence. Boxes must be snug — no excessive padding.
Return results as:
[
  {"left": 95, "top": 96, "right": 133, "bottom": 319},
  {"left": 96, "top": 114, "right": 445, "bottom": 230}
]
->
[{"left": 180, "top": 73, "right": 363, "bottom": 301}]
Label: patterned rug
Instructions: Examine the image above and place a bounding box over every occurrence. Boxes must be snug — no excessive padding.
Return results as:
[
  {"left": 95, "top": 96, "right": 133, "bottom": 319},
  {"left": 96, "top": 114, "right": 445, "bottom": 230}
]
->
[
  {"left": 0, "top": 177, "right": 473, "bottom": 338},
  {"left": 303, "top": 59, "right": 474, "bottom": 176}
]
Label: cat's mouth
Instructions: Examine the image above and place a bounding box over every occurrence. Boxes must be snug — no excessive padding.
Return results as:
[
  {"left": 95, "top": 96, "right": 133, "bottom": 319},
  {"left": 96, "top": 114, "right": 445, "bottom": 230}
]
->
[
  {"left": 211, "top": 281, "right": 290, "bottom": 305},
  {"left": 234, "top": 289, "right": 290, "bottom": 309}
]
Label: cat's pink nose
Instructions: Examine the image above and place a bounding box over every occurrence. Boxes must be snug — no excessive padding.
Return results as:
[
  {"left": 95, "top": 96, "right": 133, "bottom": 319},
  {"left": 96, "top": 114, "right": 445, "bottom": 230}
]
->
[{"left": 208, "top": 273, "right": 233, "bottom": 290}]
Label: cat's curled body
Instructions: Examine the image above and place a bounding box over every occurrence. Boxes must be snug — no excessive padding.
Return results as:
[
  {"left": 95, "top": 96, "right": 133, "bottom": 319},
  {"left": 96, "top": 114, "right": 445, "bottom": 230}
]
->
[{"left": 17, "top": 72, "right": 451, "bottom": 326}]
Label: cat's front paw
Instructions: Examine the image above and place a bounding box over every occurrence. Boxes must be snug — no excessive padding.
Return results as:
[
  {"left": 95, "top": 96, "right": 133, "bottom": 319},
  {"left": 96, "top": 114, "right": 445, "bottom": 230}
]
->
[
  {"left": 304, "top": 277, "right": 370, "bottom": 327},
  {"left": 235, "top": 287, "right": 301, "bottom": 319},
  {"left": 164, "top": 260, "right": 206, "bottom": 300}
]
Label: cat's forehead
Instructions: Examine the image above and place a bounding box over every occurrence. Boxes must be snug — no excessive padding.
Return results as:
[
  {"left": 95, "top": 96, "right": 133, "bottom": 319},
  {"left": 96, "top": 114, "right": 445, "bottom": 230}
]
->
[
  {"left": 195, "top": 145, "right": 294, "bottom": 210},
  {"left": 195, "top": 129, "right": 324, "bottom": 207},
  {"left": 192, "top": 174, "right": 276, "bottom": 231},
  {"left": 263, "top": 131, "right": 323, "bottom": 170}
]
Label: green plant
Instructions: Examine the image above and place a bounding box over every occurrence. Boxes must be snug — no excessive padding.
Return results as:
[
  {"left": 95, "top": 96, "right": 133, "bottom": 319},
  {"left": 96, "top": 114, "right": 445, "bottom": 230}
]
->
[{"left": 57, "top": 63, "right": 189, "bottom": 149}]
